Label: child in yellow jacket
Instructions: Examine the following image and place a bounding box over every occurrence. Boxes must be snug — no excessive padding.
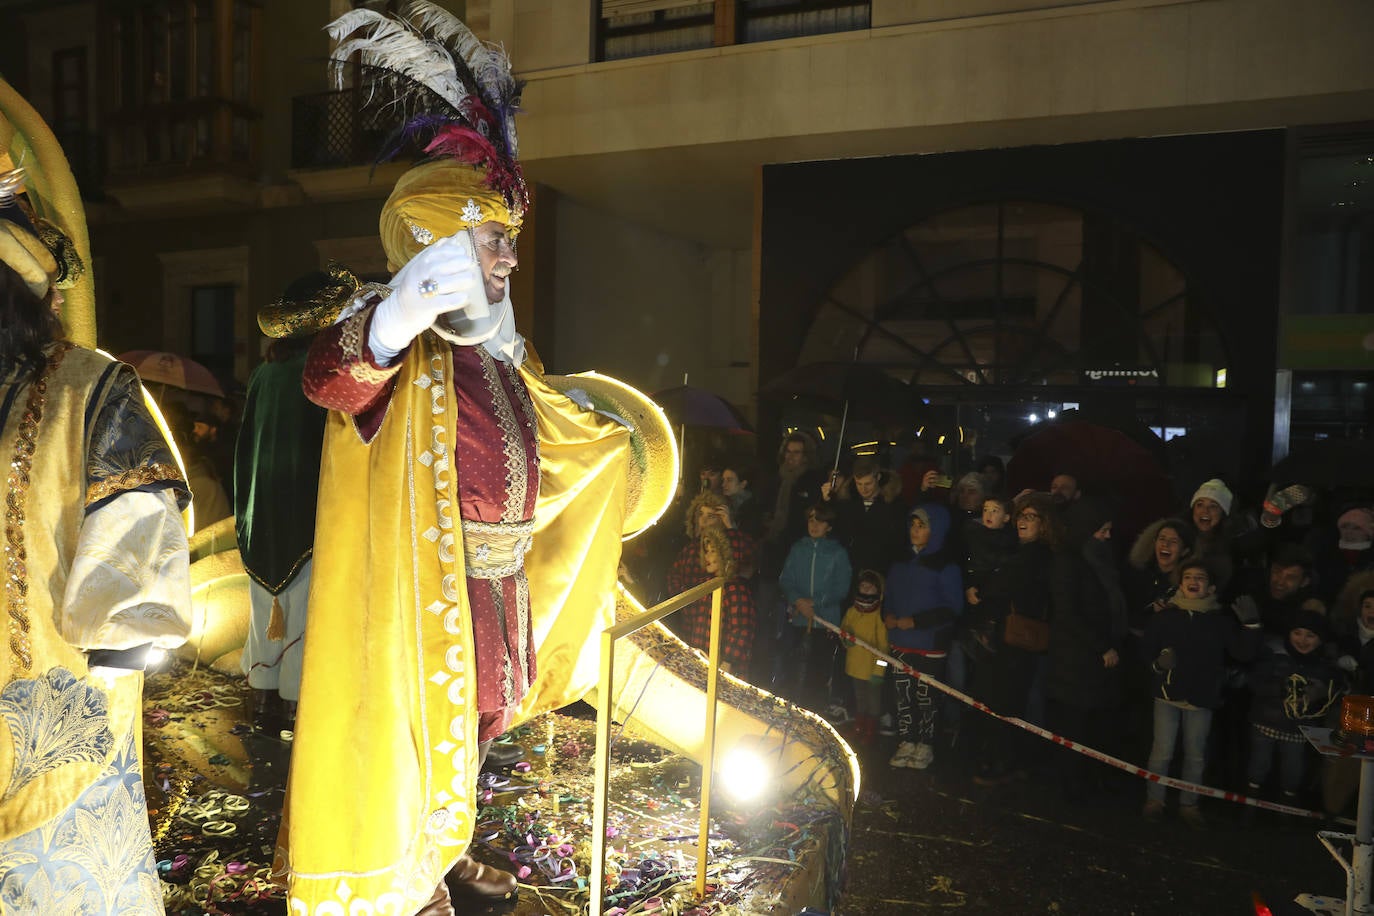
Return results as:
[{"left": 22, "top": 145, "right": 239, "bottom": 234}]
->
[{"left": 842, "top": 570, "right": 890, "bottom": 746}]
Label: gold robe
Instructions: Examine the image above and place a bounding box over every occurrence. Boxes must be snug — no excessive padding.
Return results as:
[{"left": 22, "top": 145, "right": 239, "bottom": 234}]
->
[
  {"left": 278, "top": 332, "right": 632, "bottom": 914},
  {"left": 0, "top": 345, "right": 189, "bottom": 837}
]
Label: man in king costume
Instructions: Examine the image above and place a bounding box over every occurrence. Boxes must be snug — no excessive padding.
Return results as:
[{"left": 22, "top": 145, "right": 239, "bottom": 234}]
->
[
  {"left": 272, "top": 6, "right": 673, "bottom": 914},
  {"left": 0, "top": 92, "right": 193, "bottom": 913}
]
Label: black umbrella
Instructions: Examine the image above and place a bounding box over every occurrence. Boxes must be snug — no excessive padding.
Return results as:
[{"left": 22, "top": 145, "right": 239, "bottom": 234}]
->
[{"left": 759, "top": 362, "right": 920, "bottom": 424}]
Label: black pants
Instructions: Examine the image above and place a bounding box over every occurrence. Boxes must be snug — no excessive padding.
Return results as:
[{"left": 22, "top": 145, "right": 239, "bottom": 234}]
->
[
  {"left": 973, "top": 643, "right": 1040, "bottom": 773},
  {"left": 1047, "top": 698, "right": 1119, "bottom": 795},
  {"left": 781, "top": 624, "right": 842, "bottom": 713},
  {"left": 893, "top": 652, "right": 946, "bottom": 745}
]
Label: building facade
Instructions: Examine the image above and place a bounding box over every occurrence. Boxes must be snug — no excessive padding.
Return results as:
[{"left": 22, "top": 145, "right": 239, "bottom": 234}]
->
[{"left": 1, "top": 0, "right": 1372, "bottom": 478}]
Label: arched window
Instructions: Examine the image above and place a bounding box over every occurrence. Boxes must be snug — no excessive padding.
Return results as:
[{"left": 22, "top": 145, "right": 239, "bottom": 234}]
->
[{"left": 799, "top": 200, "right": 1230, "bottom": 390}]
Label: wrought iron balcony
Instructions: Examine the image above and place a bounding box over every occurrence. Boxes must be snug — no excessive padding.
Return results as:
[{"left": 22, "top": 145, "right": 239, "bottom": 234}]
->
[{"left": 290, "top": 88, "right": 387, "bottom": 171}]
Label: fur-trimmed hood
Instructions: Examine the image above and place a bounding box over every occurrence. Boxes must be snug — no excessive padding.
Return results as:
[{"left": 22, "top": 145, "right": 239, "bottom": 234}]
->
[{"left": 1128, "top": 517, "right": 1194, "bottom": 571}]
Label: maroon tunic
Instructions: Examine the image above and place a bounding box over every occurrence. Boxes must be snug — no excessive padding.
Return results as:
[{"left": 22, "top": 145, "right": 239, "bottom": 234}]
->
[{"left": 304, "top": 304, "right": 539, "bottom": 741}]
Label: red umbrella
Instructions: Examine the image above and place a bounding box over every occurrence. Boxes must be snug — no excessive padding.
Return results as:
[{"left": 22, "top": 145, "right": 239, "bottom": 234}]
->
[
  {"left": 1007, "top": 419, "right": 1172, "bottom": 546},
  {"left": 118, "top": 350, "right": 225, "bottom": 397}
]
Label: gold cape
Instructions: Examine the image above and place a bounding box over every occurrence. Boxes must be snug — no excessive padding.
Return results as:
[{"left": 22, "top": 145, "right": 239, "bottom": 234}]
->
[{"left": 278, "top": 333, "right": 632, "bottom": 914}]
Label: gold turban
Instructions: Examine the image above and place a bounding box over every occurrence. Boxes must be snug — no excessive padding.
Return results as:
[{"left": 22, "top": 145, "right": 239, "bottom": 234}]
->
[{"left": 379, "top": 160, "right": 523, "bottom": 272}]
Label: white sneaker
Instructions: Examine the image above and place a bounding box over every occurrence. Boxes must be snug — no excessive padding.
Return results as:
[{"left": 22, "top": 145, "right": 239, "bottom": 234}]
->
[
  {"left": 825, "top": 704, "right": 851, "bottom": 724},
  {"left": 878, "top": 714, "right": 896, "bottom": 736},
  {"left": 889, "top": 741, "right": 918, "bottom": 768},
  {"left": 911, "top": 742, "right": 934, "bottom": 770}
]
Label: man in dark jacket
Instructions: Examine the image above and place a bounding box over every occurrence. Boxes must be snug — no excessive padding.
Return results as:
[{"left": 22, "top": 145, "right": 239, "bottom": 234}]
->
[{"left": 824, "top": 456, "right": 907, "bottom": 584}]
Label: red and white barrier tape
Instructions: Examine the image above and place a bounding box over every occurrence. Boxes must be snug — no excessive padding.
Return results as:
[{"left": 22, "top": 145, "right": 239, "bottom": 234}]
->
[{"left": 806, "top": 615, "right": 1326, "bottom": 820}]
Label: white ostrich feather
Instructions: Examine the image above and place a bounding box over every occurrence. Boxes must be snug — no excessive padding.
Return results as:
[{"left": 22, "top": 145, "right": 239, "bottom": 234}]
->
[
  {"left": 405, "top": 0, "right": 510, "bottom": 91},
  {"left": 327, "top": 8, "right": 468, "bottom": 109},
  {"left": 405, "top": 1, "right": 519, "bottom": 121}
]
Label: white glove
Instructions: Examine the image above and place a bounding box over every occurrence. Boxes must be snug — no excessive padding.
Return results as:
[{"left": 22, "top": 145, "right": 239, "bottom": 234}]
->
[
  {"left": 1339, "top": 654, "right": 1359, "bottom": 674},
  {"left": 371, "top": 236, "right": 484, "bottom": 355}
]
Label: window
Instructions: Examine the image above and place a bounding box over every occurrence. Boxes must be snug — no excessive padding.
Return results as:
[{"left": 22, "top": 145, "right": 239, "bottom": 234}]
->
[
  {"left": 1294, "top": 137, "right": 1374, "bottom": 314},
  {"left": 738, "top": 0, "right": 869, "bottom": 44},
  {"left": 106, "top": 0, "right": 261, "bottom": 173},
  {"left": 799, "top": 200, "right": 1229, "bottom": 389},
  {"left": 190, "top": 284, "right": 236, "bottom": 378},
  {"left": 597, "top": 1, "right": 716, "bottom": 61},
  {"left": 1290, "top": 371, "right": 1374, "bottom": 442}
]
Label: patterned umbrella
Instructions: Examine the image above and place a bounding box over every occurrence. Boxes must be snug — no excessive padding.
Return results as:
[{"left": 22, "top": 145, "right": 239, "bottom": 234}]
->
[{"left": 117, "top": 350, "right": 225, "bottom": 397}]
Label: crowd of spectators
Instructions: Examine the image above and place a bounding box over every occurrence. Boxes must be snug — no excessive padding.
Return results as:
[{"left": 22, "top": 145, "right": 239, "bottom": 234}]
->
[{"left": 627, "top": 429, "right": 1374, "bottom": 829}]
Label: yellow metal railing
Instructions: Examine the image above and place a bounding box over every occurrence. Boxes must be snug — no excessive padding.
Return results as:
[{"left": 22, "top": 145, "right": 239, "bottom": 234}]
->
[{"left": 589, "top": 576, "right": 725, "bottom": 915}]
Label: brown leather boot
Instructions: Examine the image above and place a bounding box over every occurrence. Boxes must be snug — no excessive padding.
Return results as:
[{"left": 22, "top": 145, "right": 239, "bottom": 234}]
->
[
  {"left": 445, "top": 854, "right": 518, "bottom": 901},
  {"left": 413, "top": 878, "right": 455, "bottom": 916}
]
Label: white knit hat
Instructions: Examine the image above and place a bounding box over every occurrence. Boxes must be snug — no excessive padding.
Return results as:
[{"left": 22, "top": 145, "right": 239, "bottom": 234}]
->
[{"left": 1191, "top": 479, "right": 1234, "bottom": 516}]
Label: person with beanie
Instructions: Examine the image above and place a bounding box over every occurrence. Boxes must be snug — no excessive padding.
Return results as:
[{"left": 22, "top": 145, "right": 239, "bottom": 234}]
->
[
  {"left": 1245, "top": 610, "right": 1343, "bottom": 806},
  {"left": 885, "top": 503, "right": 963, "bottom": 770},
  {"left": 1316, "top": 506, "right": 1374, "bottom": 606},
  {"left": 1140, "top": 558, "right": 1264, "bottom": 827},
  {"left": 1189, "top": 478, "right": 1237, "bottom": 593},
  {"left": 841, "top": 570, "right": 890, "bottom": 747}
]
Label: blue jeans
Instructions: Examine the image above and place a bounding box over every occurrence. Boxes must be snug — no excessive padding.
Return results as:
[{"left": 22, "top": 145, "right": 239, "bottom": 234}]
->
[
  {"left": 1246, "top": 727, "right": 1309, "bottom": 797},
  {"left": 1147, "top": 700, "right": 1213, "bottom": 806}
]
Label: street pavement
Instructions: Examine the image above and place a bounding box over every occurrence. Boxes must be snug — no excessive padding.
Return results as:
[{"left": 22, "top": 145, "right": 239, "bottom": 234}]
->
[{"left": 840, "top": 729, "right": 1342, "bottom": 916}]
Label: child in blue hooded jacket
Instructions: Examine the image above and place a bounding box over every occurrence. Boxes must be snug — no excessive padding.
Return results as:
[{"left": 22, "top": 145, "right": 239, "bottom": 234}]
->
[
  {"left": 779, "top": 502, "right": 853, "bottom": 712},
  {"left": 885, "top": 503, "right": 964, "bottom": 770}
]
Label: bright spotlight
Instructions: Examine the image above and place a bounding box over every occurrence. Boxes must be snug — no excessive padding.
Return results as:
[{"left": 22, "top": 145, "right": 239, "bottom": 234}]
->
[
  {"left": 1028, "top": 413, "right": 1039, "bottom": 423},
  {"left": 718, "top": 736, "right": 785, "bottom": 802},
  {"left": 1047, "top": 410, "right": 1057, "bottom": 419},
  {"left": 720, "top": 748, "right": 769, "bottom": 801}
]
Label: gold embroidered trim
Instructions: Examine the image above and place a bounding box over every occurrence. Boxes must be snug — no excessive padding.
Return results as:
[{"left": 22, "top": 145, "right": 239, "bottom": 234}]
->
[
  {"left": 510, "top": 360, "right": 540, "bottom": 498},
  {"left": 256, "top": 263, "right": 361, "bottom": 339},
  {"left": 348, "top": 361, "right": 401, "bottom": 385},
  {"left": 338, "top": 310, "right": 367, "bottom": 364},
  {"left": 246, "top": 548, "right": 314, "bottom": 595},
  {"left": 339, "top": 308, "right": 401, "bottom": 386},
  {"left": 514, "top": 569, "right": 530, "bottom": 696},
  {"left": 478, "top": 349, "right": 528, "bottom": 524},
  {"left": 7, "top": 343, "right": 71, "bottom": 675},
  {"left": 491, "top": 579, "right": 516, "bottom": 707},
  {"left": 85, "top": 462, "right": 185, "bottom": 507}
]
